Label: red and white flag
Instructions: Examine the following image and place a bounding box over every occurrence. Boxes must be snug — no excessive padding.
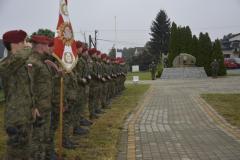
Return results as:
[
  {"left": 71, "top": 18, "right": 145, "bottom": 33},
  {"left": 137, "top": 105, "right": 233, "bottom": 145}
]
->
[{"left": 53, "top": 0, "right": 78, "bottom": 72}]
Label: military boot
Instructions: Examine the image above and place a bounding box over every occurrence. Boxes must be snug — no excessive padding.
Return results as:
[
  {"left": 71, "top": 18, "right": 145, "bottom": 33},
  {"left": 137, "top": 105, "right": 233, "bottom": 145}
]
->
[
  {"left": 80, "top": 118, "right": 93, "bottom": 126},
  {"left": 90, "top": 113, "right": 100, "bottom": 120},
  {"left": 95, "top": 108, "right": 105, "bottom": 114},
  {"left": 63, "top": 138, "right": 76, "bottom": 149},
  {"left": 73, "top": 127, "right": 89, "bottom": 136}
]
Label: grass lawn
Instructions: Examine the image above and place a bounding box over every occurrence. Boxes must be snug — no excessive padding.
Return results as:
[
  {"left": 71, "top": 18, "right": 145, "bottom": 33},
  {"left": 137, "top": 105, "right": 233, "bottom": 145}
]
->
[
  {"left": 126, "top": 71, "right": 152, "bottom": 81},
  {"left": 0, "top": 84, "right": 150, "bottom": 160},
  {"left": 227, "top": 74, "right": 240, "bottom": 77},
  {"left": 201, "top": 94, "right": 240, "bottom": 129}
]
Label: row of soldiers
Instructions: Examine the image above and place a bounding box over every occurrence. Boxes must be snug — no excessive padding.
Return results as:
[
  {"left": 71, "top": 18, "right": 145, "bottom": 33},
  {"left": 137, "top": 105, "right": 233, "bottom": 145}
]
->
[{"left": 0, "top": 29, "right": 127, "bottom": 160}]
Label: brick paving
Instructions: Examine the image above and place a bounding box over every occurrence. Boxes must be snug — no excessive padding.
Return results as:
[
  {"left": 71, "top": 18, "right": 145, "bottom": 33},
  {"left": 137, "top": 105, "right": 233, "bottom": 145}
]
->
[{"left": 118, "top": 77, "right": 240, "bottom": 160}]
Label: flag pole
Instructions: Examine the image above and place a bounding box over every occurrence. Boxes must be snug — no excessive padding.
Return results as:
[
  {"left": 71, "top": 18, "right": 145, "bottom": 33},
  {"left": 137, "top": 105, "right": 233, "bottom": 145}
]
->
[{"left": 58, "top": 76, "right": 64, "bottom": 159}]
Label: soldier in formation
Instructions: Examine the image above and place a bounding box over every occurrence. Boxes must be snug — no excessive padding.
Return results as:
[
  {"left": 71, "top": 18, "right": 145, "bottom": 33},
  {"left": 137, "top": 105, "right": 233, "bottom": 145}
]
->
[
  {"left": 0, "top": 30, "right": 32, "bottom": 160},
  {"left": 149, "top": 61, "right": 157, "bottom": 80},
  {"left": 211, "top": 59, "right": 219, "bottom": 78},
  {"left": 0, "top": 29, "right": 127, "bottom": 160}
]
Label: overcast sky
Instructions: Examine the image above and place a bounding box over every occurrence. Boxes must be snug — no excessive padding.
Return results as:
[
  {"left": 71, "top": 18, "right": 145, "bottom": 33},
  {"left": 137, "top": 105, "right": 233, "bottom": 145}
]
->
[{"left": 0, "top": 0, "right": 240, "bottom": 53}]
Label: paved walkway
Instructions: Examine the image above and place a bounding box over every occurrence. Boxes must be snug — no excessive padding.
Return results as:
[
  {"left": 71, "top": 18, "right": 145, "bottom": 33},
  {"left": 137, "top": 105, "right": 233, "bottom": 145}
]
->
[{"left": 118, "top": 77, "right": 240, "bottom": 160}]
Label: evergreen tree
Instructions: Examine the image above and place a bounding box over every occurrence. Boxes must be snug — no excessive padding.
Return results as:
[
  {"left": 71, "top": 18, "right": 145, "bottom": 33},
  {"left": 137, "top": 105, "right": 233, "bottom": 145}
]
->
[
  {"left": 168, "top": 24, "right": 194, "bottom": 67},
  {"left": 190, "top": 35, "right": 199, "bottom": 60},
  {"left": 184, "top": 26, "right": 193, "bottom": 54},
  {"left": 168, "top": 22, "right": 178, "bottom": 67},
  {"left": 177, "top": 26, "right": 192, "bottom": 54},
  {"left": 198, "top": 32, "right": 212, "bottom": 75},
  {"left": 149, "top": 10, "right": 170, "bottom": 62},
  {"left": 212, "top": 39, "right": 226, "bottom": 76}
]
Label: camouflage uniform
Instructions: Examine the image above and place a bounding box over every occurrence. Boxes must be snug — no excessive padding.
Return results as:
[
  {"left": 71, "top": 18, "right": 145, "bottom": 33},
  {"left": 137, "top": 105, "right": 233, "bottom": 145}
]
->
[
  {"left": 83, "top": 55, "right": 93, "bottom": 115},
  {"left": 116, "top": 63, "right": 121, "bottom": 94},
  {"left": 211, "top": 60, "right": 219, "bottom": 78},
  {"left": 46, "top": 56, "right": 61, "bottom": 157},
  {"left": 97, "top": 59, "right": 104, "bottom": 109},
  {"left": 0, "top": 48, "right": 32, "bottom": 160},
  {"left": 119, "top": 64, "right": 127, "bottom": 91},
  {"left": 109, "top": 62, "right": 116, "bottom": 99},
  {"left": 105, "top": 62, "right": 111, "bottom": 105},
  {"left": 113, "top": 63, "right": 119, "bottom": 95},
  {"left": 63, "top": 72, "right": 78, "bottom": 142},
  {"left": 88, "top": 56, "right": 100, "bottom": 119},
  {"left": 74, "top": 56, "right": 87, "bottom": 127},
  {"left": 82, "top": 54, "right": 91, "bottom": 114},
  {"left": 149, "top": 62, "right": 157, "bottom": 80},
  {"left": 27, "top": 51, "right": 53, "bottom": 160},
  {"left": 95, "top": 58, "right": 105, "bottom": 113},
  {"left": 101, "top": 60, "right": 109, "bottom": 108}
]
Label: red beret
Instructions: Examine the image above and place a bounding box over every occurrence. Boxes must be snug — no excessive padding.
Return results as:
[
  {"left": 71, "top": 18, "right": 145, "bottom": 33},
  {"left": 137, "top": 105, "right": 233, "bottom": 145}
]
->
[
  {"left": 96, "top": 51, "right": 101, "bottom": 55},
  {"left": 82, "top": 46, "right": 88, "bottom": 53},
  {"left": 76, "top": 41, "right": 83, "bottom": 49},
  {"left": 3, "top": 30, "right": 27, "bottom": 43},
  {"left": 88, "top": 48, "right": 97, "bottom": 55},
  {"left": 120, "top": 58, "right": 125, "bottom": 64},
  {"left": 31, "top": 35, "right": 51, "bottom": 44},
  {"left": 48, "top": 38, "right": 54, "bottom": 47},
  {"left": 101, "top": 53, "right": 107, "bottom": 59}
]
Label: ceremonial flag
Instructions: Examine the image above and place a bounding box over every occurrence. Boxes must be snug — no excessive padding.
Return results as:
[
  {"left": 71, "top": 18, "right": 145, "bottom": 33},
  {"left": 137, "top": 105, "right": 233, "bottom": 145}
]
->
[
  {"left": 54, "top": 0, "right": 78, "bottom": 158},
  {"left": 53, "top": 0, "right": 78, "bottom": 72}
]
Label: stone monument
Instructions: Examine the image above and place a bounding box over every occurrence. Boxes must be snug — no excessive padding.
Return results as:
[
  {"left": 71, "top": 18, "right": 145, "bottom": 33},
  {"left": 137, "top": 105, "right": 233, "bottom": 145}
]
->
[
  {"left": 161, "top": 53, "right": 207, "bottom": 79},
  {"left": 172, "top": 53, "right": 196, "bottom": 67}
]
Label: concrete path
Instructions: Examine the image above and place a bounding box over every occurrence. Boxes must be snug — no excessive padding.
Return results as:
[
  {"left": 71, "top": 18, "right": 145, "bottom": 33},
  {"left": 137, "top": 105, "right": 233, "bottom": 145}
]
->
[{"left": 118, "top": 77, "right": 240, "bottom": 160}]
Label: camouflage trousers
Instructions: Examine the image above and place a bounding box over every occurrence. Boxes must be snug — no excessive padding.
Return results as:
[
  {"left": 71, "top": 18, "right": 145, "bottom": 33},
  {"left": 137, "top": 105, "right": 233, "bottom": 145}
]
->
[
  {"left": 73, "top": 86, "right": 86, "bottom": 128},
  {"left": 116, "top": 77, "right": 121, "bottom": 94},
  {"left": 4, "top": 124, "right": 31, "bottom": 160},
  {"left": 106, "top": 82, "right": 111, "bottom": 104},
  {"left": 85, "top": 85, "right": 90, "bottom": 114},
  {"left": 101, "top": 82, "right": 108, "bottom": 108},
  {"left": 30, "top": 111, "right": 52, "bottom": 160},
  {"left": 120, "top": 76, "right": 126, "bottom": 91},
  {"left": 151, "top": 71, "right": 156, "bottom": 80},
  {"left": 211, "top": 68, "right": 218, "bottom": 78},
  {"left": 109, "top": 80, "right": 115, "bottom": 99},
  {"left": 49, "top": 104, "right": 60, "bottom": 157},
  {"left": 63, "top": 99, "right": 76, "bottom": 139},
  {"left": 89, "top": 82, "right": 100, "bottom": 116}
]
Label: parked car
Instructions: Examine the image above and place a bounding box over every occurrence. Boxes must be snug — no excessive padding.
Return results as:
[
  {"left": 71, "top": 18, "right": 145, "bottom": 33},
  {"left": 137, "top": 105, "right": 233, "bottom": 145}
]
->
[
  {"left": 233, "top": 58, "right": 240, "bottom": 68},
  {"left": 224, "top": 58, "right": 239, "bottom": 69}
]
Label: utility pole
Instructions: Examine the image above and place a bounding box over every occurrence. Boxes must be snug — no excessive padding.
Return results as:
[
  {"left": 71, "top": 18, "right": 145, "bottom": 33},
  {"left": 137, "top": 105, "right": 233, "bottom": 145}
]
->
[
  {"left": 89, "top": 30, "right": 98, "bottom": 49},
  {"left": 94, "top": 30, "right": 98, "bottom": 49},
  {"left": 83, "top": 32, "right": 87, "bottom": 44},
  {"left": 89, "top": 35, "right": 92, "bottom": 49},
  {"left": 114, "top": 16, "right": 117, "bottom": 48}
]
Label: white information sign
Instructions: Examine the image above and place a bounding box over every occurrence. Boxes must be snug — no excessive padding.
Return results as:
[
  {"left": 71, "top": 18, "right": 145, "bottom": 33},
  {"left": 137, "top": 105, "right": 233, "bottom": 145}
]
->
[{"left": 132, "top": 65, "right": 139, "bottom": 72}]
